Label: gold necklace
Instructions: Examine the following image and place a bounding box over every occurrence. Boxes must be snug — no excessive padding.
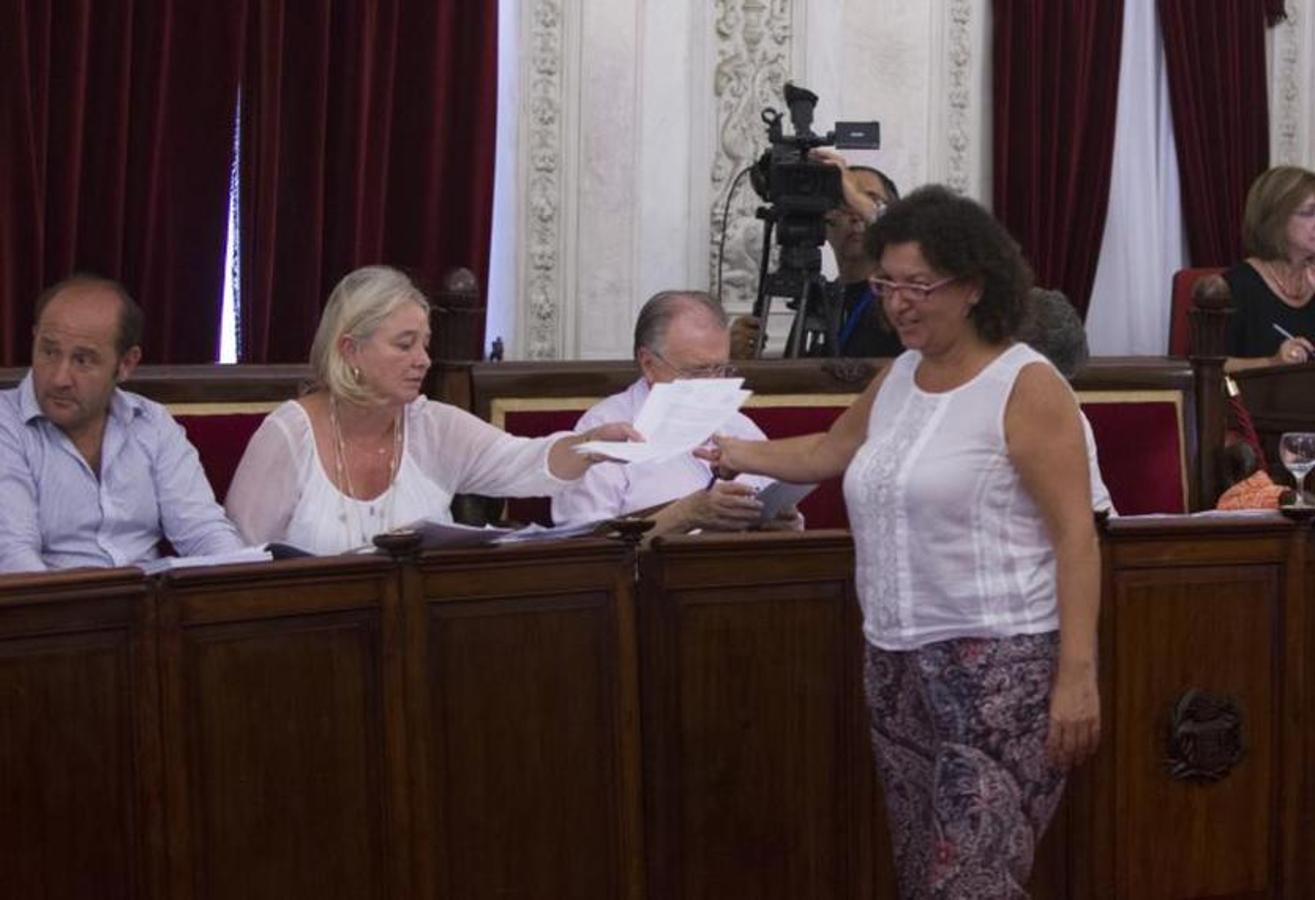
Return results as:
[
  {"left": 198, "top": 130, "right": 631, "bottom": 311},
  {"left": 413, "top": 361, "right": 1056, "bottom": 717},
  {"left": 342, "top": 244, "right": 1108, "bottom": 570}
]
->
[
  {"left": 329, "top": 395, "right": 404, "bottom": 546},
  {"left": 1261, "top": 259, "right": 1314, "bottom": 304}
]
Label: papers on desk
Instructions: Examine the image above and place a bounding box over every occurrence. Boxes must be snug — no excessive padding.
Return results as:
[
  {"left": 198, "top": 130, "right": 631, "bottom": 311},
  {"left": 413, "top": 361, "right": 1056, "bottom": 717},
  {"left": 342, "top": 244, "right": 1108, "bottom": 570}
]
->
[
  {"left": 397, "top": 520, "right": 513, "bottom": 548},
  {"left": 136, "top": 521, "right": 605, "bottom": 571},
  {"left": 138, "top": 546, "right": 274, "bottom": 575},
  {"left": 1120, "top": 509, "right": 1277, "bottom": 520},
  {"left": 493, "top": 519, "right": 603, "bottom": 543},
  {"left": 573, "top": 378, "right": 751, "bottom": 464},
  {"left": 391, "top": 518, "right": 606, "bottom": 550}
]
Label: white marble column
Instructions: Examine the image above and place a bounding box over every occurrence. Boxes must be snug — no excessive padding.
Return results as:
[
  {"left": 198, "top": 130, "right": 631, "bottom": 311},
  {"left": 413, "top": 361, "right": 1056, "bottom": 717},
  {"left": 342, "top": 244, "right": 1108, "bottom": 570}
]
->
[
  {"left": 500, "top": 0, "right": 994, "bottom": 359},
  {"left": 1270, "top": 0, "right": 1315, "bottom": 170}
]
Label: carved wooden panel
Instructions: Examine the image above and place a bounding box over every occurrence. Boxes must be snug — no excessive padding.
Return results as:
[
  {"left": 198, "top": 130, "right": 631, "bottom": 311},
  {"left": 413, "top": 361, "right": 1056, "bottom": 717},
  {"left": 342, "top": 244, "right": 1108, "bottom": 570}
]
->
[
  {"left": 409, "top": 541, "right": 642, "bottom": 900},
  {"left": 637, "top": 531, "right": 890, "bottom": 899},
  {"left": 1090, "top": 518, "right": 1306, "bottom": 900},
  {"left": 159, "top": 558, "right": 405, "bottom": 900},
  {"left": 0, "top": 570, "right": 160, "bottom": 900}
]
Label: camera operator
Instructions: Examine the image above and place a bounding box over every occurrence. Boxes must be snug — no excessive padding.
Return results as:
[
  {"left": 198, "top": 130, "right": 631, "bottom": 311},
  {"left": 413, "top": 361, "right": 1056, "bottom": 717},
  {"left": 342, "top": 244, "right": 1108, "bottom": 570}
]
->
[{"left": 730, "top": 150, "right": 903, "bottom": 359}]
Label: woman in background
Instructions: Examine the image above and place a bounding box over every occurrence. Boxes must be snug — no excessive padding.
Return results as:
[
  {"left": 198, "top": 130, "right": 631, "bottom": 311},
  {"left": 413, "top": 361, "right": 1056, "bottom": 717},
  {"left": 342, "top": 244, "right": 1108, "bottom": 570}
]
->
[
  {"left": 1225, "top": 165, "right": 1315, "bottom": 370},
  {"left": 703, "top": 185, "right": 1100, "bottom": 897},
  {"left": 226, "top": 265, "right": 634, "bottom": 553}
]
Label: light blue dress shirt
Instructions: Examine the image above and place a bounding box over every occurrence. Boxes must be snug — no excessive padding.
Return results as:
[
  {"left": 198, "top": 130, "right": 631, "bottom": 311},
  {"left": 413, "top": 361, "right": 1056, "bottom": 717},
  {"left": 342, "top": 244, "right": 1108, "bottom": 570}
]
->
[{"left": 0, "top": 373, "right": 245, "bottom": 572}]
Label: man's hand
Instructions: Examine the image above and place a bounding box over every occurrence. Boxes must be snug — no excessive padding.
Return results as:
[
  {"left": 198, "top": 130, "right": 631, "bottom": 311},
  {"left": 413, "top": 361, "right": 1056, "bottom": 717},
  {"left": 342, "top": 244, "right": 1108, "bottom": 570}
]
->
[
  {"left": 811, "top": 148, "right": 881, "bottom": 224},
  {"left": 676, "top": 480, "right": 763, "bottom": 531},
  {"left": 729, "top": 316, "right": 763, "bottom": 360}
]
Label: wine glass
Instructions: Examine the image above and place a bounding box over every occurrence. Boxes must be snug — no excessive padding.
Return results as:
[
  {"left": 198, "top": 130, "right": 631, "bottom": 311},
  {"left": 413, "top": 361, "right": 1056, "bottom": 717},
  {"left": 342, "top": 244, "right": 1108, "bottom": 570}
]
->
[{"left": 1278, "top": 432, "right": 1315, "bottom": 505}]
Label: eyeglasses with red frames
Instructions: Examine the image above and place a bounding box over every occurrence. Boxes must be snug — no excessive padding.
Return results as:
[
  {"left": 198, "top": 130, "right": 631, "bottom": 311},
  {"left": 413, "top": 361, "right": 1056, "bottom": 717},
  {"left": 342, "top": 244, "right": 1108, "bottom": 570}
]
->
[{"left": 868, "top": 275, "right": 960, "bottom": 303}]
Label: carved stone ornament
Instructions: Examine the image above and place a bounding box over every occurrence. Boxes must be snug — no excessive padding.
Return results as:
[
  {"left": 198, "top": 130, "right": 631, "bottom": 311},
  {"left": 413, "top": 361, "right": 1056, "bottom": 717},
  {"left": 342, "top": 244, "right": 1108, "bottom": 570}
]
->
[
  {"left": 1166, "top": 689, "right": 1245, "bottom": 783},
  {"left": 1272, "top": 6, "right": 1302, "bottom": 166},
  {"left": 821, "top": 358, "right": 878, "bottom": 385},
  {"left": 523, "top": 0, "right": 564, "bottom": 359},
  {"left": 709, "top": 0, "right": 793, "bottom": 314},
  {"left": 944, "top": 0, "right": 975, "bottom": 194}
]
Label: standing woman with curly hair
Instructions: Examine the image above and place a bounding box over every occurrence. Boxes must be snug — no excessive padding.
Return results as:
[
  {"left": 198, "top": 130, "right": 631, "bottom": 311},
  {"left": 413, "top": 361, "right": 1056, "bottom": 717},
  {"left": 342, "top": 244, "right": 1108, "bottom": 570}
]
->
[{"left": 702, "top": 185, "right": 1100, "bottom": 897}]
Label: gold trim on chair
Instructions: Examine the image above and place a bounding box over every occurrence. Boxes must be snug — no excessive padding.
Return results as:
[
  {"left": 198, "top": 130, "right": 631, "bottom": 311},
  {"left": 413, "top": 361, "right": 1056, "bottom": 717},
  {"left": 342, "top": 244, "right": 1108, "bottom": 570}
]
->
[
  {"left": 490, "top": 397, "right": 599, "bottom": 431},
  {"left": 489, "top": 392, "right": 862, "bottom": 431},
  {"left": 165, "top": 401, "right": 282, "bottom": 417},
  {"left": 744, "top": 393, "right": 860, "bottom": 409},
  {"left": 1076, "top": 388, "right": 1189, "bottom": 512}
]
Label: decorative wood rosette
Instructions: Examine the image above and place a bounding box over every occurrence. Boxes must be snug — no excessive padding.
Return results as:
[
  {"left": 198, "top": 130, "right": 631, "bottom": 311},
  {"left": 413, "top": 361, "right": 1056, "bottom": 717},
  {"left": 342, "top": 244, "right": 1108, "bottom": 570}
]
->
[{"left": 1166, "top": 688, "right": 1245, "bottom": 783}]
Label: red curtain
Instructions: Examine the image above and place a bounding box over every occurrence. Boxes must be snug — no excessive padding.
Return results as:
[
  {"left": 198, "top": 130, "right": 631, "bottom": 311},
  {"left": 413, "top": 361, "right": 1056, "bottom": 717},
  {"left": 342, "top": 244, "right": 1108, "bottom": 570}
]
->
[
  {"left": 238, "top": 0, "right": 499, "bottom": 363},
  {"left": 0, "top": 0, "right": 245, "bottom": 364},
  {"left": 1158, "top": 0, "right": 1272, "bottom": 266},
  {"left": 992, "top": 0, "right": 1125, "bottom": 318}
]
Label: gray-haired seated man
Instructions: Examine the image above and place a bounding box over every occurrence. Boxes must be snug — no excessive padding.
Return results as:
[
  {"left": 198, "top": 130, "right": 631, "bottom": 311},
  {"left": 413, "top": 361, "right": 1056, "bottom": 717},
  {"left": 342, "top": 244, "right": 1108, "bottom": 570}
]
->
[{"left": 553, "top": 290, "right": 803, "bottom": 536}]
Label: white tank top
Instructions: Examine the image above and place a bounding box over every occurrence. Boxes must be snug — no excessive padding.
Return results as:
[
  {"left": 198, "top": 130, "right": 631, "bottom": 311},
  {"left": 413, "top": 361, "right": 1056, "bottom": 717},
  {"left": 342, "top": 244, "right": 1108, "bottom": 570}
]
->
[{"left": 843, "top": 343, "right": 1060, "bottom": 650}]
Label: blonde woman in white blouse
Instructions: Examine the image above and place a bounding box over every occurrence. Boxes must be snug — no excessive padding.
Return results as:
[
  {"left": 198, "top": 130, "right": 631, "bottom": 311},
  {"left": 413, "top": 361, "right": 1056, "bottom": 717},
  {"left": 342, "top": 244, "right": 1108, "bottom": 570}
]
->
[{"left": 226, "top": 266, "right": 636, "bottom": 554}]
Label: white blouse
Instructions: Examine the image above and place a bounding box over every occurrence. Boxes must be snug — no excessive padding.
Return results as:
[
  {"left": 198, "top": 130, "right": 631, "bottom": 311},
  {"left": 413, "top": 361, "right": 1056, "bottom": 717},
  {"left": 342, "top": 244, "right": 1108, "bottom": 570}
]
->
[
  {"left": 226, "top": 399, "right": 570, "bottom": 555},
  {"left": 843, "top": 344, "right": 1063, "bottom": 651}
]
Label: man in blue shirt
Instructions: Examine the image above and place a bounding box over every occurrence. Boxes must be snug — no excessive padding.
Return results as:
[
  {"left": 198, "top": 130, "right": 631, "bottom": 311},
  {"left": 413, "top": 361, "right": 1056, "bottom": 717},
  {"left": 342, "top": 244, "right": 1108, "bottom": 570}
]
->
[{"left": 0, "top": 275, "right": 245, "bottom": 572}]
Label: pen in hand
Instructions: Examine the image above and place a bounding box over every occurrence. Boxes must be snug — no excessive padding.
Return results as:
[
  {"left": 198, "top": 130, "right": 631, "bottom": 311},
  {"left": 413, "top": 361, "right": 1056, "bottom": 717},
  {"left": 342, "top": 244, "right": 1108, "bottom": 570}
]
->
[{"left": 1272, "top": 323, "right": 1311, "bottom": 362}]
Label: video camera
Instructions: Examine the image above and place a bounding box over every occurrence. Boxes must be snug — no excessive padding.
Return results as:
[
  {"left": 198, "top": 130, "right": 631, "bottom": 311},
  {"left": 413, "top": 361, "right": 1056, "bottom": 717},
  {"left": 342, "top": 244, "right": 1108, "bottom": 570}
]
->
[{"left": 747, "top": 83, "right": 880, "bottom": 356}]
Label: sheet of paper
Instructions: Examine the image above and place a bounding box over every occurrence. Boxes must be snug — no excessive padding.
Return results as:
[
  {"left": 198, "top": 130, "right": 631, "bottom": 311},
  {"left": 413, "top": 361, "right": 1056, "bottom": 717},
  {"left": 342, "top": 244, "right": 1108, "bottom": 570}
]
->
[
  {"left": 755, "top": 480, "right": 818, "bottom": 522},
  {"left": 138, "top": 546, "right": 274, "bottom": 575},
  {"left": 575, "top": 378, "right": 751, "bottom": 464},
  {"left": 400, "top": 519, "right": 514, "bottom": 549},
  {"left": 494, "top": 519, "right": 604, "bottom": 543},
  {"left": 1120, "top": 509, "right": 1277, "bottom": 520}
]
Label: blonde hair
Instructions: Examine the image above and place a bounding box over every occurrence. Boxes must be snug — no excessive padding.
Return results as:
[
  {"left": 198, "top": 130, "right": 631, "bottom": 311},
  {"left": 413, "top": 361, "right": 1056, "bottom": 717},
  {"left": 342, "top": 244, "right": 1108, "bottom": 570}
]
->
[
  {"left": 309, "top": 266, "right": 430, "bottom": 405},
  {"left": 1242, "top": 165, "right": 1315, "bottom": 260}
]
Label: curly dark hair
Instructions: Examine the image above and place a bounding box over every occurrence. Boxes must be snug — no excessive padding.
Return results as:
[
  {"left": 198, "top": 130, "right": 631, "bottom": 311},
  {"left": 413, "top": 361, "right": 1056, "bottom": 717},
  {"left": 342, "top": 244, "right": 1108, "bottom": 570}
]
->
[{"left": 864, "top": 185, "right": 1033, "bottom": 344}]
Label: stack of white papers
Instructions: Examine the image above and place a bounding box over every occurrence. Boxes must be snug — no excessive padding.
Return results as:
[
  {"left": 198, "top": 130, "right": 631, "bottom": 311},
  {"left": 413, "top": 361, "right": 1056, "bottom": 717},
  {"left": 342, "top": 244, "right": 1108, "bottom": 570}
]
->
[
  {"left": 493, "top": 520, "right": 603, "bottom": 543},
  {"left": 385, "top": 518, "right": 607, "bottom": 550},
  {"left": 1120, "top": 509, "right": 1277, "bottom": 520},
  {"left": 138, "top": 546, "right": 274, "bottom": 575},
  {"left": 573, "top": 378, "right": 751, "bottom": 463},
  {"left": 406, "top": 520, "right": 514, "bottom": 549}
]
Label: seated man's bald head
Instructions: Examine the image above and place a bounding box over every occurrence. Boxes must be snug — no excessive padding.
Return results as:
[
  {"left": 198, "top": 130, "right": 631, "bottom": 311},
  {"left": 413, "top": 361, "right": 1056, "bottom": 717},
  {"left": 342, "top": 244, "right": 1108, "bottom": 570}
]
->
[
  {"left": 34, "top": 274, "right": 143, "bottom": 360},
  {"left": 633, "top": 290, "right": 733, "bottom": 384}
]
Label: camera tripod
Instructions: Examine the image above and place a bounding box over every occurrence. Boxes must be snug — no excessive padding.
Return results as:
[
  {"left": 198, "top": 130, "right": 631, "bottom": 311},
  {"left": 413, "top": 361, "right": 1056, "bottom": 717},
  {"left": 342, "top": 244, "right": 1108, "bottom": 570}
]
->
[{"left": 750, "top": 207, "right": 841, "bottom": 358}]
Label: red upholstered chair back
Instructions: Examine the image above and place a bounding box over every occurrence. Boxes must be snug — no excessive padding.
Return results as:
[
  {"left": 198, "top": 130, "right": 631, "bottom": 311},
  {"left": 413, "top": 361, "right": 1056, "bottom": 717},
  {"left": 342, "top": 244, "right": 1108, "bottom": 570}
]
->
[
  {"left": 496, "top": 396, "right": 857, "bottom": 528},
  {"left": 1079, "top": 392, "right": 1188, "bottom": 514},
  {"left": 498, "top": 406, "right": 586, "bottom": 526},
  {"left": 1168, "top": 267, "right": 1225, "bottom": 356},
  {"left": 495, "top": 388, "right": 1191, "bottom": 522},
  {"left": 740, "top": 405, "right": 849, "bottom": 527},
  {"left": 171, "top": 405, "right": 279, "bottom": 503}
]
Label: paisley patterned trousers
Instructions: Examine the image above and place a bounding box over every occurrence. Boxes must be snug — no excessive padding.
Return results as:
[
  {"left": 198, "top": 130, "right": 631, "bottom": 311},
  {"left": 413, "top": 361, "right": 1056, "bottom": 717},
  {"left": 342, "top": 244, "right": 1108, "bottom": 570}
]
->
[{"left": 863, "top": 633, "right": 1066, "bottom": 899}]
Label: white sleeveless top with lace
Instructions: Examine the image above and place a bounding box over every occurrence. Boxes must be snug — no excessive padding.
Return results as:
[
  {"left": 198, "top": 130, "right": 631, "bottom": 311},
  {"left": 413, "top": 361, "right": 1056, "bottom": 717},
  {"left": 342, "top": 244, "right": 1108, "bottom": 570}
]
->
[{"left": 843, "top": 343, "right": 1061, "bottom": 650}]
